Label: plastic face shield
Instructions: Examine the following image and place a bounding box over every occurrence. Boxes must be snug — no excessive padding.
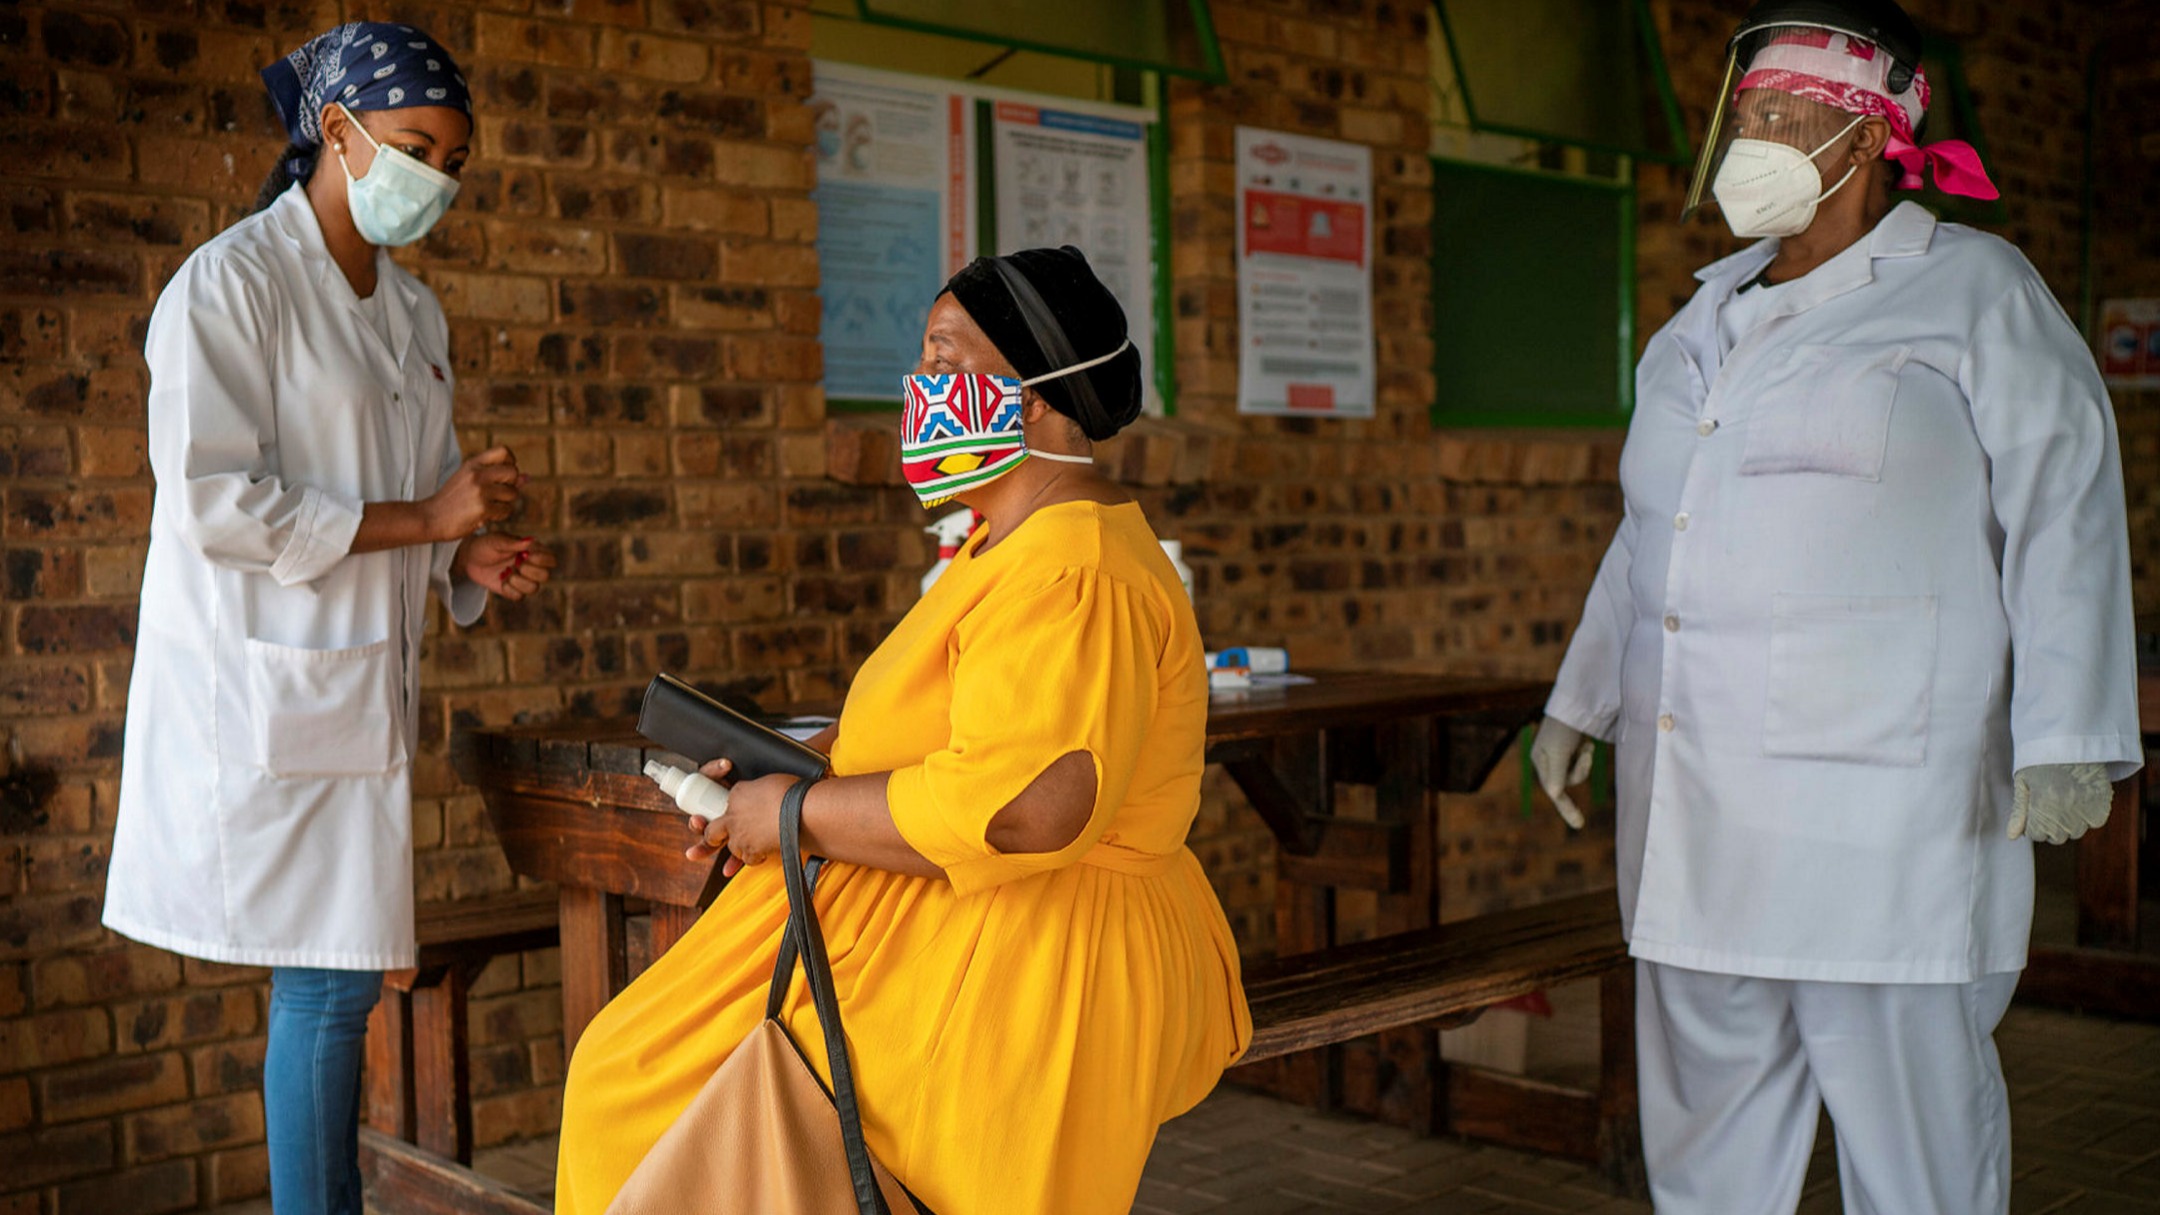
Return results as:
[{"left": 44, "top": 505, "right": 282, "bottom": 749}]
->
[{"left": 1682, "top": 23, "right": 1884, "bottom": 220}]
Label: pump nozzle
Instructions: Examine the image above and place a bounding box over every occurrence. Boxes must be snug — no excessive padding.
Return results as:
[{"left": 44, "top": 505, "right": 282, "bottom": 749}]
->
[{"left": 644, "top": 759, "right": 731, "bottom": 820}]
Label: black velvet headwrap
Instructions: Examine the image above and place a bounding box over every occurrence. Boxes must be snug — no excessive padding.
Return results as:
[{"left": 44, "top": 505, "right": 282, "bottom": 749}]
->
[{"left": 939, "top": 246, "right": 1144, "bottom": 442}]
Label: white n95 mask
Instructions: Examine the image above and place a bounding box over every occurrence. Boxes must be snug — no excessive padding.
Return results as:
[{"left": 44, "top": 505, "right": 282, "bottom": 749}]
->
[
  {"left": 1711, "top": 113, "right": 1866, "bottom": 239},
  {"left": 335, "top": 102, "right": 460, "bottom": 248}
]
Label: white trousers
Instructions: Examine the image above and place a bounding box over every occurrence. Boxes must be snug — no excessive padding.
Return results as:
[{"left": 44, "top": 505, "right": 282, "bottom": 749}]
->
[{"left": 1636, "top": 960, "right": 2020, "bottom": 1215}]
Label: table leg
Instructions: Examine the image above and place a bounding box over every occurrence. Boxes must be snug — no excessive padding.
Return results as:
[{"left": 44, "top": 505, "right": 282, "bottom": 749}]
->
[
  {"left": 1373, "top": 717, "right": 1438, "bottom": 1135},
  {"left": 558, "top": 887, "right": 626, "bottom": 1055},
  {"left": 2076, "top": 775, "right": 2143, "bottom": 951},
  {"left": 649, "top": 903, "right": 703, "bottom": 961}
]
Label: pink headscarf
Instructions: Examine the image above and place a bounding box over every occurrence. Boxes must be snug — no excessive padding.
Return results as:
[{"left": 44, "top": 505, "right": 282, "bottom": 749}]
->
[{"left": 1737, "top": 28, "right": 2000, "bottom": 200}]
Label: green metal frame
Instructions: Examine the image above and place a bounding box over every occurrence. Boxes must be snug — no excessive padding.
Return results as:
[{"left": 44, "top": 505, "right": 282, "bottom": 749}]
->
[
  {"left": 1428, "top": 157, "right": 1637, "bottom": 429},
  {"left": 1149, "top": 89, "right": 1178, "bottom": 415},
  {"left": 1431, "top": 0, "right": 1692, "bottom": 166},
  {"left": 849, "top": 0, "right": 1227, "bottom": 83}
]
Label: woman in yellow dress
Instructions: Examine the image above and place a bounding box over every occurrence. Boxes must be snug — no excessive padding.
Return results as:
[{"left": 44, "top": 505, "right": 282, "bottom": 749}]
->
[{"left": 554, "top": 247, "right": 1251, "bottom": 1214}]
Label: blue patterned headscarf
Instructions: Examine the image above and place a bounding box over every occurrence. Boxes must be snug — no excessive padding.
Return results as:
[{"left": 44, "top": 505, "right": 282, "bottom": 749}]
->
[{"left": 261, "top": 23, "right": 471, "bottom": 180}]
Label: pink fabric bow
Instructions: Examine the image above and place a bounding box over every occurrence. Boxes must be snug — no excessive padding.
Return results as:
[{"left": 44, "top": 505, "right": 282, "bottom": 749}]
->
[{"left": 1885, "top": 134, "right": 2000, "bottom": 200}]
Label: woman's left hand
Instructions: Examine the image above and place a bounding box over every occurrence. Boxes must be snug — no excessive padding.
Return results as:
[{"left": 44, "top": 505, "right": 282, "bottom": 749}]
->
[
  {"left": 457, "top": 533, "right": 556, "bottom": 600},
  {"left": 689, "top": 770, "right": 799, "bottom": 878}
]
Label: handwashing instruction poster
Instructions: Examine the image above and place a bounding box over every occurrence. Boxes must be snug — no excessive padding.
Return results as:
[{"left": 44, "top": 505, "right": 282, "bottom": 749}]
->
[
  {"left": 991, "top": 101, "right": 1159, "bottom": 414},
  {"left": 810, "top": 63, "right": 976, "bottom": 402},
  {"left": 1235, "top": 127, "right": 1375, "bottom": 418}
]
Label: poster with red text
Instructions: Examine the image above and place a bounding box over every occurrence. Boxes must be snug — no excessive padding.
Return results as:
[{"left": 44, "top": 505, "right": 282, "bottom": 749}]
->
[
  {"left": 1235, "top": 127, "right": 1374, "bottom": 418},
  {"left": 2099, "top": 299, "right": 2160, "bottom": 391}
]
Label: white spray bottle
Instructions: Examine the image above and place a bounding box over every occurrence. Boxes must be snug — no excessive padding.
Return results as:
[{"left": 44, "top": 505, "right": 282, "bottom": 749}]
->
[
  {"left": 921, "top": 507, "right": 981, "bottom": 596},
  {"left": 1159, "top": 539, "right": 1195, "bottom": 600},
  {"left": 644, "top": 760, "right": 730, "bottom": 820}
]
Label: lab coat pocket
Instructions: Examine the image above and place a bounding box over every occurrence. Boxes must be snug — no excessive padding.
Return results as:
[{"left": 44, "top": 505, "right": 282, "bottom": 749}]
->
[
  {"left": 1763, "top": 594, "right": 1936, "bottom": 767},
  {"left": 1739, "top": 344, "right": 1908, "bottom": 481},
  {"left": 244, "top": 637, "right": 403, "bottom": 778}
]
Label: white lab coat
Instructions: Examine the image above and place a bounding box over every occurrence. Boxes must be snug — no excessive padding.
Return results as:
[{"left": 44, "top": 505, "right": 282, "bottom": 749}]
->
[
  {"left": 103, "top": 186, "right": 484, "bottom": 971},
  {"left": 1548, "top": 202, "right": 2141, "bottom": 984}
]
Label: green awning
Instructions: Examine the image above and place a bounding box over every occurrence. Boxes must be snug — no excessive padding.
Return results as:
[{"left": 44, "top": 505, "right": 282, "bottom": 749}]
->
[
  {"left": 848, "top": 0, "right": 1225, "bottom": 81},
  {"left": 1432, "top": 0, "right": 1689, "bottom": 164}
]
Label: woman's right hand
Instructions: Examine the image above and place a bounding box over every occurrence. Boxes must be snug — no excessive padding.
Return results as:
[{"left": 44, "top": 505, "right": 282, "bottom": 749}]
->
[
  {"left": 422, "top": 446, "right": 525, "bottom": 541},
  {"left": 684, "top": 758, "right": 735, "bottom": 862}
]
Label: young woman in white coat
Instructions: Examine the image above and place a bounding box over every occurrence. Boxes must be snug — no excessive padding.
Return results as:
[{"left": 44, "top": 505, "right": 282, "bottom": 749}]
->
[
  {"left": 1531, "top": 1, "right": 2139, "bottom": 1211},
  {"left": 101, "top": 24, "right": 555, "bottom": 1215}
]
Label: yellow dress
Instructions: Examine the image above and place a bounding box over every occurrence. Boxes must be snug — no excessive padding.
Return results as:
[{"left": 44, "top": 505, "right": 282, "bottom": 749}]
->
[{"left": 554, "top": 499, "right": 1252, "bottom": 1215}]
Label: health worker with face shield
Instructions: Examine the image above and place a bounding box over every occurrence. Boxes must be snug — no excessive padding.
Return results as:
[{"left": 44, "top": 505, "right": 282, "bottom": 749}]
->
[
  {"left": 101, "top": 23, "right": 554, "bottom": 1215},
  {"left": 554, "top": 247, "right": 1250, "bottom": 1215},
  {"left": 1528, "top": 0, "right": 2138, "bottom": 1211}
]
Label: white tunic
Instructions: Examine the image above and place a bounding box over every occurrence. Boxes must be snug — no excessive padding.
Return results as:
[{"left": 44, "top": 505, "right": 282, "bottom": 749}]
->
[
  {"left": 1548, "top": 202, "right": 2142, "bottom": 983},
  {"left": 104, "top": 186, "right": 484, "bottom": 971}
]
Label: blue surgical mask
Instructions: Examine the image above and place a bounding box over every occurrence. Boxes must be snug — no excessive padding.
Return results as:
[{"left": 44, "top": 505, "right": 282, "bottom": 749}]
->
[{"left": 335, "top": 102, "right": 459, "bottom": 248}]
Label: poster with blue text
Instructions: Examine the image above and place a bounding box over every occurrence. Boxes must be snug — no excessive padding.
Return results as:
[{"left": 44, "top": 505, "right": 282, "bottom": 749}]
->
[{"left": 811, "top": 63, "right": 976, "bottom": 403}]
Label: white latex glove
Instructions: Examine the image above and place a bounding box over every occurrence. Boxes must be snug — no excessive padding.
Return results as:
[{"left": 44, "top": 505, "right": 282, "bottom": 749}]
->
[
  {"left": 1531, "top": 717, "right": 1596, "bottom": 830},
  {"left": 2008, "top": 763, "right": 2112, "bottom": 843}
]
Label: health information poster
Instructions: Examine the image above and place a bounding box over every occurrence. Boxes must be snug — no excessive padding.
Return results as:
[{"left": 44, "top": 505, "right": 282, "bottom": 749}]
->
[
  {"left": 810, "top": 63, "right": 975, "bottom": 402},
  {"left": 1234, "top": 127, "right": 1375, "bottom": 417},
  {"left": 991, "top": 101, "right": 1159, "bottom": 413}
]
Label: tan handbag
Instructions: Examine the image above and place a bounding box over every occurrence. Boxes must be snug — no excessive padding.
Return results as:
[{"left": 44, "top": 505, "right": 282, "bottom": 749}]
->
[{"left": 606, "top": 780, "right": 926, "bottom": 1215}]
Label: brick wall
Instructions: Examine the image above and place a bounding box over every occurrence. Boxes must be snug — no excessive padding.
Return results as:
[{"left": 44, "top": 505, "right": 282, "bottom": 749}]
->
[
  {"left": 1, "top": 0, "right": 2149, "bottom": 1209},
  {"left": 2, "top": 0, "right": 839, "bottom": 1207}
]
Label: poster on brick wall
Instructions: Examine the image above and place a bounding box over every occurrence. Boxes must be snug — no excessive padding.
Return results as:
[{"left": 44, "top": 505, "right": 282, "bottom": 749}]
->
[
  {"left": 810, "top": 63, "right": 976, "bottom": 403},
  {"left": 2099, "top": 298, "right": 2160, "bottom": 390},
  {"left": 1234, "top": 126, "right": 1375, "bottom": 418},
  {"left": 990, "top": 100, "right": 1159, "bottom": 414}
]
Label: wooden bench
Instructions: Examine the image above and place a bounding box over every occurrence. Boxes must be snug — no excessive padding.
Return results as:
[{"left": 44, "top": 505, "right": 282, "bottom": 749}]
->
[
  {"left": 1241, "top": 890, "right": 1643, "bottom": 1193},
  {"left": 364, "top": 890, "right": 561, "bottom": 1166},
  {"left": 361, "top": 890, "right": 1638, "bottom": 1211}
]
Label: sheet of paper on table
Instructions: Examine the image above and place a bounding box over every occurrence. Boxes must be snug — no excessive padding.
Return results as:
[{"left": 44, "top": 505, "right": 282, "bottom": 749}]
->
[{"left": 768, "top": 717, "right": 837, "bottom": 742}]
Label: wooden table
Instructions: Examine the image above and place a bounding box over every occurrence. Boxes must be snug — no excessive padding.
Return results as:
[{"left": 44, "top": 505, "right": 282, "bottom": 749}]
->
[{"left": 454, "top": 672, "right": 1551, "bottom": 1109}]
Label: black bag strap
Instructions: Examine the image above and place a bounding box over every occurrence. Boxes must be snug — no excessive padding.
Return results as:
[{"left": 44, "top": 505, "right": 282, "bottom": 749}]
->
[{"left": 770, "top": 778, "right": 892, "bottom": 1215}]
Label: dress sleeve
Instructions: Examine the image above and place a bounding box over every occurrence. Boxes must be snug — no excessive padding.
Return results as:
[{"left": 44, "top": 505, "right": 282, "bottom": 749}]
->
[
  {"left": 1962, "top": 276, "right": 2143, "bottom": 780},
  {"left": 884, "top": 567, "right": 1164, "bottom": 897},
  {"left": 145, "top": 254, "right": 363, "bottom": 587}
]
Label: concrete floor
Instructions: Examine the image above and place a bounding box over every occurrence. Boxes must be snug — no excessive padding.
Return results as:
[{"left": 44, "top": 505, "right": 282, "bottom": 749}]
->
[{"left": 202, "top": 996, "right": 2157, "bottom": 1215}]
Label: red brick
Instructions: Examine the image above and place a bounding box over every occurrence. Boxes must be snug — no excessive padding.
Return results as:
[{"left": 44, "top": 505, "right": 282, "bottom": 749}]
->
[
  {"left": 21, "top": 838, "right": 107, "bottom": 895},
  {"left": 39, "top": 12, "right": 129, "bottom": 68},
  {"left": 613, "top": 232, "right": 717, "bottom": 282},
  {"left": 0, "top": 1076, "right": 28, "bottom": 1134},
  {"left": 596, "top": 29, "right": 709, "bottom": 82},
  {"left": 64, "top": 192, "right": 212, "bottom": 247},
  {"left": 207, "top": 1143, "right": 269, "bottom": 1205},
  {"left": 652, "top": 0, "right": 761, "bottom": 39},
  {"left": 0, "top": 249, "right": 137, "bottom": 297},
  {"left": 0, "top": 663, "right": 90, "bottom": 715},
  {"left": 33, "top": 946, "right": 183, "bottom": 1010},
  {"left": 111, "top": 988, "right": 257, "bottom": 1054},
  {"left": 54, "top": 1157, "right": 196, "bottom": 1215},
  {"left": 490, "top": 221, "right": 609, "bottom": 275},
  {"left": 0, "top": 896, "right": 108, "bottom": 965},
  {"left": 41, "top": 1051, "right": 188, "bottom": 1124},
  {"left": 16, "top": 604, "right": 139, "bottom": 654},
  {"left": 124, "top": 1092, "right": 264, "bottom": 1163},
  {"left": 707, "top": 138, "right": 811, "bottom": 190},
  {"left": 474, "top": 14, "right": 594, "bottom": 68},
  {"left": 0, "top": 1122, "right": 117, "bottom": 1190}
]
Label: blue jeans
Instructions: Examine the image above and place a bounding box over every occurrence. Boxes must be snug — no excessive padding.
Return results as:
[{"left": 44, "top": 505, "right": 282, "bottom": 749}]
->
[{"left": 265, "top": 967, "right": 383, "bottom": 1215}]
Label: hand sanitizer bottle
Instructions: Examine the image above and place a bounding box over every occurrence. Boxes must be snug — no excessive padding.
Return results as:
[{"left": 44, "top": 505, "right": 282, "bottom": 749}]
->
[
  {"left": 921, "top": 507, "right": 981, "bottom": 597},
  {"left": 1159, "top": 539, "right": 1195, "bottom": 600},
  {"left": 645, "top": 760, "right": 730, "bottom": 819}
]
